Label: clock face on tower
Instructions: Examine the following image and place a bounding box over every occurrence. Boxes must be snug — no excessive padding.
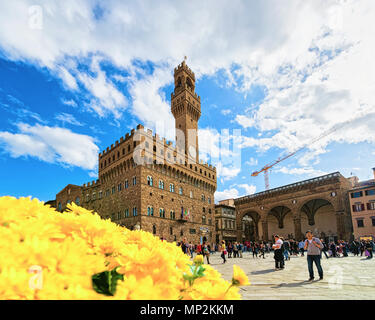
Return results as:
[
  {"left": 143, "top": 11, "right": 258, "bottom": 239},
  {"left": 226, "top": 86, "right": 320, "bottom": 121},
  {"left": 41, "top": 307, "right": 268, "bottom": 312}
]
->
[{"left": 189, "top": 146, "right": 196, "bottom": 158}]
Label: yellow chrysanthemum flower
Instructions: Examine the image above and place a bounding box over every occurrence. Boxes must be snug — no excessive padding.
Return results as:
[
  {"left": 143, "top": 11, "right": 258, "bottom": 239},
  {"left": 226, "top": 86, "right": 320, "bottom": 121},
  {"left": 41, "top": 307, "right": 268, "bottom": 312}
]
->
[
  {"left": 0, "top": 196, "right": 245, "bottom": 300},
  {"left": 193, "top": 254, "right": 204, "bottom": 265},
  {"left": 232, "top": 265, "right": 250, "bottom": 286}
]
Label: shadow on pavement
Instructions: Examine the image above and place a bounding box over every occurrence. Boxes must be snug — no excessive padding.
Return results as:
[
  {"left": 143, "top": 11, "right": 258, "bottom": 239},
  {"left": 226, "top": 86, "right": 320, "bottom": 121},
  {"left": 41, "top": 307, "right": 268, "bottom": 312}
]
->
[
  {"left": 271, "top": 280, "right": 311, "bottom": 288},
  {"left": 251, "top": 269, "right": 275, "bottom": 275}
]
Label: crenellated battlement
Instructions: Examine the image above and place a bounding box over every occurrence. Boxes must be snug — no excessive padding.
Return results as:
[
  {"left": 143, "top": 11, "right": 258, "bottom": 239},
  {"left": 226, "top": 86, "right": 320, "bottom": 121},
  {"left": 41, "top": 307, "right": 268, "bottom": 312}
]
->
[{"left": 174, "top": 60, "right": 195, "bottom": 80}]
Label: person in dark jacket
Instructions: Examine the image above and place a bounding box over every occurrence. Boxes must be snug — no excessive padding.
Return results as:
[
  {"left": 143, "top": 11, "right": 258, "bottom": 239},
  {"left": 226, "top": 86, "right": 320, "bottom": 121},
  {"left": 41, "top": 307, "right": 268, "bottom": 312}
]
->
[{"left": 272, "top": 235, "right": 284, "bottom": 270}]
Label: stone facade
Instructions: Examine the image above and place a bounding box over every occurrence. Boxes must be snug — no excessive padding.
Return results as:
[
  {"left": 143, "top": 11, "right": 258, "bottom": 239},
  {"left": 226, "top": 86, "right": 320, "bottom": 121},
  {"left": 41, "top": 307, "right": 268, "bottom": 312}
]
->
[
  {"left": 349, "top": 168, "right": 375, "bottom": 240},
  {"left": 214, "top": 201, "right": 237, "bottom": 244},
  {"left": 55, "top": 61, "right": 217, "bottom": 244},
  {"left": 234, "top": 172, "right": 355, "bottom": 242}
]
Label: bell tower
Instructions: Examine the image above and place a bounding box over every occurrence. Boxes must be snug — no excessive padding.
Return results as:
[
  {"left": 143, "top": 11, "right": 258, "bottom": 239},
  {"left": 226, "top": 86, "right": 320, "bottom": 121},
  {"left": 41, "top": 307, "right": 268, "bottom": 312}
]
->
[{"left": 171, "top": 60, "right": 201, "bottom": 163}]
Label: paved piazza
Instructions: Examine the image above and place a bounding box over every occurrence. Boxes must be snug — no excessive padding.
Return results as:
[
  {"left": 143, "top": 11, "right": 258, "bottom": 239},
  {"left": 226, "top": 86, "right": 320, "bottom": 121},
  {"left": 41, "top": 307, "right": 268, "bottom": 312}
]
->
[{"left": 204, "top": 252, "right": 375, "bottom": 300}]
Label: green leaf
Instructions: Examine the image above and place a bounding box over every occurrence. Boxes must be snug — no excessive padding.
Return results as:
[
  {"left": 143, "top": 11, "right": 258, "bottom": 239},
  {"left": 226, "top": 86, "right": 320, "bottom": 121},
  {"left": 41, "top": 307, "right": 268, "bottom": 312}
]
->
[{"left": 92, "top": 268, "right": 124, "bottom": 296}]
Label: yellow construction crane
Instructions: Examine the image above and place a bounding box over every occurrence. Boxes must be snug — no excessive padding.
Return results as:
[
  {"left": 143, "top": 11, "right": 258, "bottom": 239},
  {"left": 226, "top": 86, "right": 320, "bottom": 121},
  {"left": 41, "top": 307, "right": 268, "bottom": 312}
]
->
[{"left": 251, "top": 116, "right": 360, "bottom": 190}]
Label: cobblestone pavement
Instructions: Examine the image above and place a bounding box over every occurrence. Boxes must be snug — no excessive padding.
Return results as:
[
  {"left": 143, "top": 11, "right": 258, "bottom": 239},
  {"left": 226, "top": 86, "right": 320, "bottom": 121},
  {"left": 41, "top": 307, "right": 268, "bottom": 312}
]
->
[{"left": 204, "top": 252, "right": 375, "bottom": 300}]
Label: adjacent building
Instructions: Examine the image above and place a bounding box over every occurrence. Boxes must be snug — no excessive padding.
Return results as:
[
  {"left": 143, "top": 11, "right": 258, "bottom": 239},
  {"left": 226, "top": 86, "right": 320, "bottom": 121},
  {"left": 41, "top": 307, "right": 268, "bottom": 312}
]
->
[
  {"left": 214, "top": 199, "right": 236, "bottom": 244},
  {"left": 234, "top": 172, "right": 355, "bottom": 242},
  {"left": 349, "top": 168, "right": 375, "bottom": 240},
  {"left": 54, "top": 61, "right": 217, "bottom": 244}
]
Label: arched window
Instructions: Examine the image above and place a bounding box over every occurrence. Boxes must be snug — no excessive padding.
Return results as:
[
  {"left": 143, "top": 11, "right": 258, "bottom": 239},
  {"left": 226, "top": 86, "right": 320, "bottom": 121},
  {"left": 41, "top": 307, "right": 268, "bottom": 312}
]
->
[
  {"left": 170, "top": 210, "right": 175, "bottom": 220},
  {"left": 147, "top": 206, "right": 154, "bottom": 216},
  {"left": 147, "top": 176, "right": 153, "bottom": 186},
  {"left": 169, "top": 183, "right": 175, "bottom": 193},
  {"left": 75, "top": 197, "right": 80, "bottom": 205},
  {"left": 159, "top": 208, "right": 165, "bottom": 218},
  {"left": 153, "top": 225, "right": 156, "bottom": 235},
  {"left": 159, "top": 180, "right": 164, "bottom": 190}
]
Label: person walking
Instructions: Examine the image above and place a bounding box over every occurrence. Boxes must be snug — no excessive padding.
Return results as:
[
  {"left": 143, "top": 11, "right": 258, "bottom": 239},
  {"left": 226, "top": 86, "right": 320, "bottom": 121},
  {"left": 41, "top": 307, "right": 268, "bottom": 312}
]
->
[
  {"left": 220, "top": 240, "right": 227, "bottom": 263},
  {"left": 320, "top": 239, "right": 329, "bottom": 259},
  {"left": 299, "top": 240, "right": 305, "bottom": 256},
  {"left": 259, "top": 242, "right": 266, "bottom": 259},
  {"left": 228, "top": 242, "right": 233, "bottom": 258},
  {"left": 283, "top": 238, "right": 290, "bottom": 261},
  {"left": 202, "top": 241, "right": 210, "bottom": 264},
  {"left": 304, "top": 231, "right": 323, "bottom": 281},
  {"left": 365, "top": 240, "right": 373, "bottom": 259},
  {"left": 252, "top": 242, "right": 258, "bottom": 258},
  {"left": 233, "top": 242, "right": 238, "bottom": 258},
  {"left": 272, "top": 235, "right": 284, "bottom": 270},
  {"left": 238, "top": 242, "right": 243, "bottom": 258}
]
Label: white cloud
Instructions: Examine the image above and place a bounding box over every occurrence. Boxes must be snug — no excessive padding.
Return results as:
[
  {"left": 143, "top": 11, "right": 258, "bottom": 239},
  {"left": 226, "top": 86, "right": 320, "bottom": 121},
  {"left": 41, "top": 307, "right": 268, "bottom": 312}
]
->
[
  {"left": 236, "top": 183, "right": 256, "bottom": 195},
  {"left": 77, "top": 58, "right": 127, "bottom": 118},
  {"left": 55, "top": 112, "right": 83, "bottom": 126},
  {"left": 245, "top": 157, "right": 258, "bottom": 167},
  {"left": 61, "top": 99, "right": 77, "bottom": 107},
  {"left": 214, "top": 183, "right": 256, "bottom": 203},
  {"left": 128, "top": 66, "right": 175, "bottom": 136},
  {"left": 221, "top": 109, "right": 231, "bottom": 116},
  {"left": 0, "top": 123, "right": 98, "bottom": 170},
  {"left": 275, "top": 166, "right": 328, "bottom": 177},
  {"left": 235, "top": 114, "right": 255, "bottom": 129},
  {"left": 214, "top": 188, "right": 239, "bottom": 203},
  {"left": 0, "top": 0, "right": 374, "bottom": 166}
]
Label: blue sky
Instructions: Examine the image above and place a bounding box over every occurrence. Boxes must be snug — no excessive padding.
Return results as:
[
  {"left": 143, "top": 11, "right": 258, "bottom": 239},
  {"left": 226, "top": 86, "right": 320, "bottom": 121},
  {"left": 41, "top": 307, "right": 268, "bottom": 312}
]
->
[{"left": 0, "top": 1, "right": 374, "bottom": 202}]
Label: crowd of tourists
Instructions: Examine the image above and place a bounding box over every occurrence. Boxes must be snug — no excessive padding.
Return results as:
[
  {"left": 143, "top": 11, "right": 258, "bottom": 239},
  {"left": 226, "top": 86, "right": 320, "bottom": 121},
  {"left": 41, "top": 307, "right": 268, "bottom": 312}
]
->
[{"left": 177, "top": 234, "right": 374, "bottom": 281}]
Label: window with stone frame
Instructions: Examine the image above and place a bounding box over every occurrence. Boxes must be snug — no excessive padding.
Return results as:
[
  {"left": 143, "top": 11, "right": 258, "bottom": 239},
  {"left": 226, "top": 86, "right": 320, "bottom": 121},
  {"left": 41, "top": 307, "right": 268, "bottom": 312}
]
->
[
  {"left": 132, "top": 207, "right": 137, "bottom": 216},
  {"left": 112, "top": 186, "right": 115, "bottom": 194},
  {"left": 169, "top": 183, "right": 175, "bottom": 193},
  {"left": 190, "top": 191, "right": 193, "bottom": 198},
  {"left": 357, "top": 219, "right": 364, "bottom": 228},
  {"left": 117, "top": 212, "right": 122, "bottom": 220},
  {"left": 147, "top": 176, "right": 153, "bottom": 186},
  {"left": 118, "top": 183, "right": 122, "bottom": 192},
  {"left": 132, "top": 176, "right": 137, "bottom": 185},
  {"left": 179, "top": 187, "right": 183, "bottom": 195},
  {"left": 124, "top": 208, "right": 129, "bottom": 217},
  {"left": 202, "top": 215, "right": 206, "bottom": 224},
  {"left": 147, "top": 206, "right": 154, "bottom": 216},
  {"left": 124, "top": 180, "right": 128, "bottom": 189},
  {"left": 58, "top": 202, "right": 62, "bottom": 211},
  {"left": 98, "top": 191, "right": 102, "bottom": 199},
  {"left": 153, "top": 225, "right": 156, "bottom": 235},
  {"left": 75, "top": 197, "right": 80, "bottom": 205},
  {"left": 159, "top": 208, "right": 165, "bottom": 218},
  {"left": 170, "top": 210, "right": 175, "bottom": 220},
  {"left": 159, "top": 180, "right": 164, "bottom": 190}
]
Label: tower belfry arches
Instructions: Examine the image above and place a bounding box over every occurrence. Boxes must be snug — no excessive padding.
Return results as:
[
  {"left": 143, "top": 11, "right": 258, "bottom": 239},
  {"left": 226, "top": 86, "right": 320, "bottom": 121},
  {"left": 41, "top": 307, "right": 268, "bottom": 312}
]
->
[{"left": 171, "top": 60, "right": 201, "bottom": 163}]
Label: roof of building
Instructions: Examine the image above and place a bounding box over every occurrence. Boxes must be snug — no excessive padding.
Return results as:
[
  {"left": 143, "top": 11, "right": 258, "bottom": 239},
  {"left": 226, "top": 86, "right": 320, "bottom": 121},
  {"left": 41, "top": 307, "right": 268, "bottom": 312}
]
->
[{"left": 235, "top": 171, "right": 343, "bottom": 204}]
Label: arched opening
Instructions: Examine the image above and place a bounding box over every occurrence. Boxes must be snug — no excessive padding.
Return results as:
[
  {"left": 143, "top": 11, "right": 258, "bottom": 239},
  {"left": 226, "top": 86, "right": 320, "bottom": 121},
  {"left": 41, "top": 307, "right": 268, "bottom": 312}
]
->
[
  {"left": 241, "top": 211, "right": 260, "bottom": 241},
  {"left": 301, "top": 199, "right": 337, "bottom": 241},
  {"left": 267, "top": 206, "right": 294, "bottom": 239}
]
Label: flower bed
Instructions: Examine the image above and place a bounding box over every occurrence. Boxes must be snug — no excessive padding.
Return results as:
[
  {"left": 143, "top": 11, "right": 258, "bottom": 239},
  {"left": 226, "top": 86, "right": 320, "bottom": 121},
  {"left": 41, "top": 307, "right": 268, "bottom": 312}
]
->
[{"left": 0, "top": 196, "right": 249, "bottom": 300}]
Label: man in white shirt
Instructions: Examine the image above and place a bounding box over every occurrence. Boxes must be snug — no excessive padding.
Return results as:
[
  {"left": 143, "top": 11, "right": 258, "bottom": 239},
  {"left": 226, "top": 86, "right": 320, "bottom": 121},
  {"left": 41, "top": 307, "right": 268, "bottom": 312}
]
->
[{"left": 272, "top": 235, "right": 284, "bottom": 270}]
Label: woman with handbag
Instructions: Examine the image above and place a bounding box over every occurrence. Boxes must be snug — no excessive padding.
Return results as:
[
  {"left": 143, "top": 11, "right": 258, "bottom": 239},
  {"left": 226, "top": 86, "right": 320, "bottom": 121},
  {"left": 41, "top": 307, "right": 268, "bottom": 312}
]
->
[{"left": 220, "top": 240, "right": 227, "bottom": 263}]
